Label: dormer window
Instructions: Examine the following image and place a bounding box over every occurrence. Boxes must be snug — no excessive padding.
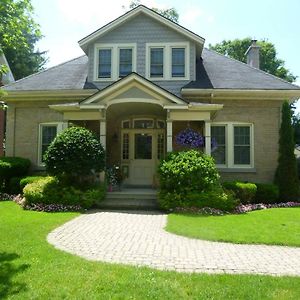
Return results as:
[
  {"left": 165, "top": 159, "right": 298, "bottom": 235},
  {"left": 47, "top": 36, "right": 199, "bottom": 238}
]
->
[
  {"left": 146, "top": 42, "right": 189, "bottom": 80},
  {"left": 94, "top": 43, "right": 136, "bottom": 81},
  {"left": 98, "top": 48, "right": 112, "bottom": 78},
  {"left": 150, "top": 48, "right": 164, "bottom": 78},
  {"left": 119, "top": 48, "right": 133, "bottom": 77}
]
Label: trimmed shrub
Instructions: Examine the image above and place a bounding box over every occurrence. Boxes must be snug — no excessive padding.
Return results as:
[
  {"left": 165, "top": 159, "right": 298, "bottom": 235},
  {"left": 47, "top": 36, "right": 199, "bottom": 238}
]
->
[
  {"left": 158, "top": 150, "right": 220, "bottom": 194},
  {"left": 254, "top": 183, "right": 279, "bottom": 204},
  {"left": 0, "top": 157, "right": 30, "bottom": 191},
  {"left": 274, "top": 101, "right": 299, "bottom": 201},
  {"left": 223, "top": 181, "right": 257, "bottom": 204},
  {"left": 44, "top": 127, "right": 105, "bottom": 185},
  {"left": 20, "top": 176, "right": 46, "bottom": 191},
  {"left": 8, "top": 177, "right": 22, "bottom": 194},
  {"left": 158, "top": 189, "right": 237, "bottom": 212},
  {"left": 23, "top": 176, "right": 105, "bottom": 209}
]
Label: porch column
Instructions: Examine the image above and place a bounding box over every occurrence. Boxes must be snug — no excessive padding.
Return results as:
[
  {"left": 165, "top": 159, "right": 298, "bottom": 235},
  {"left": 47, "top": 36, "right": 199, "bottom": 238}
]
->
[
  {"left": 205, "top": 120, "right": 211, "bottom": 156},
  {"left": 100, "top": 109, "right": 106, "bottom": 150},
  {"left": 167, "top": 120, "right": 173, "bottom": 152}
]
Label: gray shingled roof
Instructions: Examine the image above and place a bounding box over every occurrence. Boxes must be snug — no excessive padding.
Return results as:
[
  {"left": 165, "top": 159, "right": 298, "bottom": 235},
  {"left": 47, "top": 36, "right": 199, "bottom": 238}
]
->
[
  {"left": 184, "top": 48, "right": 300, "bottom": 90},
  {"left": 3, "top": 49, "right": 299, "bottom": 91},
  {"left": 3, "top": 55, "right": 90, "bottom": 91}
]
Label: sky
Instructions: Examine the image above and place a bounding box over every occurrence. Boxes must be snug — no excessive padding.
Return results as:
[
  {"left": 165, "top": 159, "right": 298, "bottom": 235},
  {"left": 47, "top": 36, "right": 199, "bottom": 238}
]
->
[{"left": 31, "top": 0, "right": 300, "bottom": 109}]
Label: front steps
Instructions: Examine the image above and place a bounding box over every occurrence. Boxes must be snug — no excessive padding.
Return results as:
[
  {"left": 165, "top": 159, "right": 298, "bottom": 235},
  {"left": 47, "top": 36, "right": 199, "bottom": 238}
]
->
[{"left": 98, "top": 188, "right": 159, "bottom": 210}]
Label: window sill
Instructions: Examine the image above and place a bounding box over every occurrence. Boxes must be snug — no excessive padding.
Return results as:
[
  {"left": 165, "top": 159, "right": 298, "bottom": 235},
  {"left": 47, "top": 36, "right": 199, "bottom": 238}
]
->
[{"left": 218, "top": 167, "right": 256, "bottom": 173}]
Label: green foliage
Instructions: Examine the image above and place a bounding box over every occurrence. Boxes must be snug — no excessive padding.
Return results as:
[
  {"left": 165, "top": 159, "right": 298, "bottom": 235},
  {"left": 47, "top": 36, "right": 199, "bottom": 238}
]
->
[
  {"left": 44, "top": 127, "right": 105, "bottom": 184},
  {"left": 209, "top": 38, "right": 296, "bottom": 82},
  {"left": 8, "top": 176, "right": 22, "bottom": 194},
  {"left": 0, "top": 157, "right": 30, "bottom": 191},
  {"left": 0, "top": 0, "right": 47, "bottom": 79},
  {"left": 23, "top": 176, "right": 106, "bottom": 209},
  {"left": 128, "top": 1, "right": 179, "bottom": 22},
  {"left": 274, "top": 101, "right": 299, "bottom": 201},
  {"left": 223, "top": 181, "right": 257, "bottom": 204},
  {"left": 254, "top": 183, "right": 279, "bottom": 204},
  {"left": 158, "top": 189, "right": 237, "bottom": 211},
  {"left": 158, "top": 150, "right": 220, "bottom": 194},
  {"left": 20, "top": 176, "right": 46, "bottom": 191}
]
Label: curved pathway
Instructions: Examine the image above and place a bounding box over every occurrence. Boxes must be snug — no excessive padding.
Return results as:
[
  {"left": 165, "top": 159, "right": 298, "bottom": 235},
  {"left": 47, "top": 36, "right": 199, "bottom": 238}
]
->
[{"left": 47, "top": 210, "right": 300, "bottom": 276}]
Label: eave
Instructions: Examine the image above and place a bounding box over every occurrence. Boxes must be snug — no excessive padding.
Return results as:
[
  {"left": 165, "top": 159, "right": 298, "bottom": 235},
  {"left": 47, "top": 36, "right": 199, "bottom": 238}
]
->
[{"left": 181, "top": 88, "right": 300, "bottom": 101}]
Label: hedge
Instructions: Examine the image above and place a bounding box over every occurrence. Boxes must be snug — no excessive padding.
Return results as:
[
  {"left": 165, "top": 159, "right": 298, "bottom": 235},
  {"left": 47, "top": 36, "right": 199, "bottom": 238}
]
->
[
  {"left": 254, "top": 183, "right": 279, "bottom": 204},
  {"left": 0, "top": 157, "right": 30, "bottom": 191},
  {"left": 23, "top": 176, "right": 105, "bottom": 209},
  {"left": 222, "top": 181, "right": 257, "bottom": 204}
]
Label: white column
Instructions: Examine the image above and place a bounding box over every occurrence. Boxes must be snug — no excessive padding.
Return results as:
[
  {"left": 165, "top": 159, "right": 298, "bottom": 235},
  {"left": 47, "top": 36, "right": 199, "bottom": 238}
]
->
[
  {"left": 205, "top": 120, "right": 211, "bottom": 156},
  {"left": 100, "top": 120, "right": 106, "bottom": 150},
  {"left": 99, "top": 109, "right": 106, "bottom": 150},
  {"left": 167, "top": 120, "right": 173, "bottom": 152}
]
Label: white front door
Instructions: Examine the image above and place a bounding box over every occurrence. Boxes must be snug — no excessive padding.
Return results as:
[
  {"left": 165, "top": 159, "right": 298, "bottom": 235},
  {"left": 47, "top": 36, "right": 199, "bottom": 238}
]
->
[
  {"left": 121, "top": 129, "right": 165, "bottom": 186},
  {"left": 130, "top": 133, "right": 154, "bottom": 185}
]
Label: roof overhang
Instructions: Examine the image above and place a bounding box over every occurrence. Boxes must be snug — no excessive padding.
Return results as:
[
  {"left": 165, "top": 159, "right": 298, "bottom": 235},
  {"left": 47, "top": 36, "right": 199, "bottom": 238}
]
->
[
  {"left": 78, "top": 5, "right": 205, "bottom": 55},
  {"left": 1, "top": 89, "right": 97, "bottom": 102},
  {"left": 181, "top": 88, "right": 300, "bottom": 101}
]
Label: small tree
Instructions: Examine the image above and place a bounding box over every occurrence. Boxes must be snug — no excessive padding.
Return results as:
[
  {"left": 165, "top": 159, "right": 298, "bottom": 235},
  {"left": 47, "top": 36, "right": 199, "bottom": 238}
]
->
[
  {"left": 44, "top": 127, "right": 105, "bottom": 185},
  {"left": 274, "top": 101, "right": 299, "bottom": 201}
]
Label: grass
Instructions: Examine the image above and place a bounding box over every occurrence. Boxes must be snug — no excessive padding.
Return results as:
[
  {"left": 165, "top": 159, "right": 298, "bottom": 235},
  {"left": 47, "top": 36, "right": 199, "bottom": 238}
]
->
[
  {"left": 0, "top": 202, "right": 299, "bottom": 299},
  {"left": 166, "top": 208, "right": 300, "bottom": 247}
]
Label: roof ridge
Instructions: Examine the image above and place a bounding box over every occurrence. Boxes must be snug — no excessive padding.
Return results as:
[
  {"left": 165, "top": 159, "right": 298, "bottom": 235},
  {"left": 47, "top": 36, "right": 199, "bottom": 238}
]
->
[
  {"left": 204, "top": 47, "right": 300, "bottom": 90},
  {"left": 3, "top": 55, "right": 87, "bottom": 88}
]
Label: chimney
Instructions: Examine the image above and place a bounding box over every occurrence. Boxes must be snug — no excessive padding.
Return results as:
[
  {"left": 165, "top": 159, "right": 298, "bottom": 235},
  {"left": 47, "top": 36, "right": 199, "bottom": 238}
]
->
[{"left": 245, "top": 39, "right": 260, "bottom": 69}]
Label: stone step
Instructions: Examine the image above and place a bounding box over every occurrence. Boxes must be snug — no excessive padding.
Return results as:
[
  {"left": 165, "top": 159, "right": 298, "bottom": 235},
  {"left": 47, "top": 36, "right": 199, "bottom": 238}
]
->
[
  {"left": 98, "top": 188, "right": 159, "bottom": 210},
  {"left": 97, "top": 198, "right": 159, "bottom": 210}
]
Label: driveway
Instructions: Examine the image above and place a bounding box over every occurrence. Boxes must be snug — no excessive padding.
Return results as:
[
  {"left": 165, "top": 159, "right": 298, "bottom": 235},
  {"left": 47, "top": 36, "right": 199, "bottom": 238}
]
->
[{"left": 47, "top": 210, "right": 300, "bottom": 276}]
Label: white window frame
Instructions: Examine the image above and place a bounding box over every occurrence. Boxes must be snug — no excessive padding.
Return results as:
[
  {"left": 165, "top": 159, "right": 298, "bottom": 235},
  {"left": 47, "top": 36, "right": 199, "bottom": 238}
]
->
[
  {"left": 38, "top": 122, "right": 66, "bottom": 166},
  {"left": 94, "top": 43, "right": 136, "bottom": 81},
  {"left": 146, "top": 42, "right": 190, "bottom": 81},
  {"left": 211, "top": 122, "right": 254, "bottom": 169}
]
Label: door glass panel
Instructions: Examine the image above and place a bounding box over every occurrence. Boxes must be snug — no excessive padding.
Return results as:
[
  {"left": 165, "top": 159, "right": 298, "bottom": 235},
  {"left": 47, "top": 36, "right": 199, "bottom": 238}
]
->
[
  {"left": 135, "top": 134, "right": 152, "bottom": 159},
  {"left": 122, "top": 133, "right": 129, "bottom": 159},
  {"left": 157, "top": 133, "right": 165, "bottom": 159}
]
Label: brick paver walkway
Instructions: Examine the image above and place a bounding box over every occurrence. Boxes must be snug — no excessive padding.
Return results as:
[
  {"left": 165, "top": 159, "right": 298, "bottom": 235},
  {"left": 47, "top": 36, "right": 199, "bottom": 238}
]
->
[{"left": 47, "top": 211, "right": 300, "bottom": 276}]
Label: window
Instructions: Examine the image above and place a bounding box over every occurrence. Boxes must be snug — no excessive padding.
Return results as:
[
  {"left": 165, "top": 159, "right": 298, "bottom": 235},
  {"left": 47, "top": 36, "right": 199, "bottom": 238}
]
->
[
  {"left": 157, "top": 120, "right": 165, "bottom": 129},
  {"left": 119, "top": 48, "right": 132, "bottom": 77},
  {"left": 146, "top": 42, "right": 189, "bottom": 80},
  {"left": 122, "top": 120, "right": 130, "bottom": 129},
  {"left": 134, "top": 119, "right": 154, "bottom": 129},
  {"left": 98, "top": 49, "right": 112, "bottom": 78},
  {"left": 211, "top": 123, "right": 253, "bottom": 168},
  {"left": 39, "top": 123, "right": 65, "bottom": 165},
  {"left": 211, "top": 126, "right": 226, "bottom": 165},
  {"left": 172, "top": 48, "right": 185, "bottom": 77},
  {"left": 234, "top": 126, "right": 251, "bottom": 165},
  {"left": 150, "top": 48, "right": 164, "bottom": 78},
  {"left": 94, "top": 44, "right": 136, "bottom": 81}
]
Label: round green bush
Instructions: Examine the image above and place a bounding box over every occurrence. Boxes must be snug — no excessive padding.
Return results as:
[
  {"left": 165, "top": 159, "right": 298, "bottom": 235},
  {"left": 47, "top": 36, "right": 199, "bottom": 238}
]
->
[
  {"left": 158, "top": 150, "right": 221, "bottom": 194},
  {"left": 44, "top": 127, "right": 105, "bottom": 183}
]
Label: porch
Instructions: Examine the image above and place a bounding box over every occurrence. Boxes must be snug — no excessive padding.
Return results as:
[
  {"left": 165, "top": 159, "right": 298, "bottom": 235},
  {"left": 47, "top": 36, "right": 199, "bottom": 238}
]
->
[{"left": 49, "top": 73, "right": 223, "bottom": 188}]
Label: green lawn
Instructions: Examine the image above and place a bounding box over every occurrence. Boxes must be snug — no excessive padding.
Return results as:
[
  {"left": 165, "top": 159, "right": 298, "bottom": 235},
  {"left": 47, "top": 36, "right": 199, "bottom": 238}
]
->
[
  {"left": 1, "top": 202, "right": 300, "bottom": 299},
  {"left": 166, "top": 208, "right": 300, "bottom": 247}
]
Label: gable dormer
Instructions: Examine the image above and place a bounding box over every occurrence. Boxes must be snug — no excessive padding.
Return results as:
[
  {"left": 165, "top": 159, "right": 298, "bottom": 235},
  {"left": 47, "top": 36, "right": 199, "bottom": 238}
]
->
[{"left": 78, "top": 5, "right": 205, "bottom": 93}]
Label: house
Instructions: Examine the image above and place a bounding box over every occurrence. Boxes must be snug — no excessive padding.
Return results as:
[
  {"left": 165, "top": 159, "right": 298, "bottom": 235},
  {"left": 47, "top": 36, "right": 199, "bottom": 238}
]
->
[
  {"left": 2, "top": 5, "right": 300, "bottom": 185},
  {"left": 0, "top": 50, "right": 15, "bottom": 156}
]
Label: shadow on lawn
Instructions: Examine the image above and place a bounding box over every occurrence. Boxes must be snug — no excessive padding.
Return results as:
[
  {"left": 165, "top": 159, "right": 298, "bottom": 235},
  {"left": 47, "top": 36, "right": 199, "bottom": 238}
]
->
[{"left": 0, "top": 252, "right": 29, "bottom": 299}]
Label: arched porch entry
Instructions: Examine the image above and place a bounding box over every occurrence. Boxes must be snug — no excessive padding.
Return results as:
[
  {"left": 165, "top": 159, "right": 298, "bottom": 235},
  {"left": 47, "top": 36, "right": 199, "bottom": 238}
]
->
[{"left": 106, "top": 102, "right": 166, "bottom": 185}]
